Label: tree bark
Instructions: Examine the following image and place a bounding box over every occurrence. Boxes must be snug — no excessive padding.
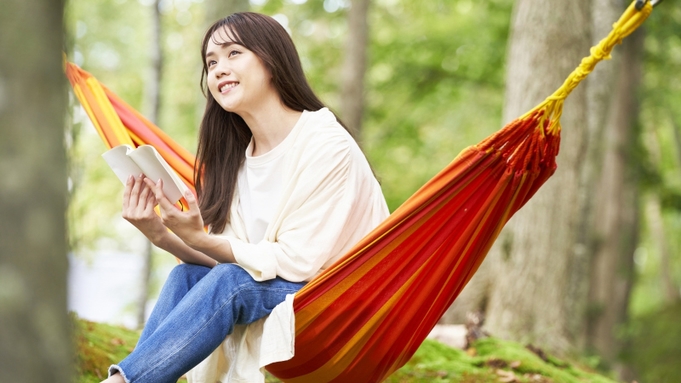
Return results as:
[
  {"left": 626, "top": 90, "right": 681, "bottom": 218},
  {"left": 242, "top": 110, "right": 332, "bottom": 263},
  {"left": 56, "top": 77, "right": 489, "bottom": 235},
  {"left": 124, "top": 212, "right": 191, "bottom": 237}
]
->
[
  {"left": 146, "top": 0, "right": 163, "bottom": 126},
  {"left": 483, "top": 0, "right": 592, "bottom": 354},
  {"left": 576, "top": 0, "right": 622, "bottom": 287},
  {"left": 340, "top": 0, "right": 371, "bottom": 137},
  {"left": 586, "top": 27, "right": 643, "bottom": 366},
  {"left": 137, "top": 0, "right": 164, "bottom": 330},
  {"left": 0, "top": 0, "right": 71, "bottom": 381}
]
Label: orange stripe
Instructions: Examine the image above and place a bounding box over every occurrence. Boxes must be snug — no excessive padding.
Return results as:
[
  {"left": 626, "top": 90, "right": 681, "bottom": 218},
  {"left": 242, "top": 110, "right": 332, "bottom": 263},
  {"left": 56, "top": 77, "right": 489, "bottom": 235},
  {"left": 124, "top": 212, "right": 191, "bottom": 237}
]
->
[{"left": 269, "top": 124, "right": 561, "bottom": 381}]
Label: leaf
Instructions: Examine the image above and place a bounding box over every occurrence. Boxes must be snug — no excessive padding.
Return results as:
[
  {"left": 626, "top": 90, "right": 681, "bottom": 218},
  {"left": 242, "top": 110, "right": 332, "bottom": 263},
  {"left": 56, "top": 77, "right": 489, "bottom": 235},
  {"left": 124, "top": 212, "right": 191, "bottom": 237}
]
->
[
  {"left": 485, "top": 358, "right": 508, "bottom": 369},
  {"left": 496, "top": 369, "right": 518, "bottom": 383}
]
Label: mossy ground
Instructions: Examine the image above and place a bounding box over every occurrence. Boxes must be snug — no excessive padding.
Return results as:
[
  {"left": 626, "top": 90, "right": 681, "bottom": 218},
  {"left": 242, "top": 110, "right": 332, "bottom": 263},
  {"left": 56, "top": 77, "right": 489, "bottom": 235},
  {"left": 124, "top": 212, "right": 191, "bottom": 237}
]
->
[
  {"left": 74, "top": 316, "right": 141, "bottom": 383},
  {"left": 384, "top": 338, "right": 620, "bottom": 383},
  {"left": 75, "top": 316, "right": 620, "bottom": 383}
]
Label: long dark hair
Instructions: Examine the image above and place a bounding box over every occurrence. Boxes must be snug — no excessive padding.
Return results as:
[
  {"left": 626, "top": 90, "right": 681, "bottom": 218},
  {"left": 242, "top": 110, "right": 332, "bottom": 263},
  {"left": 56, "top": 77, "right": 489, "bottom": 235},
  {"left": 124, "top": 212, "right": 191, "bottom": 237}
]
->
[{"left": 196, "top": 12, "right": 333, "bottom": 233}]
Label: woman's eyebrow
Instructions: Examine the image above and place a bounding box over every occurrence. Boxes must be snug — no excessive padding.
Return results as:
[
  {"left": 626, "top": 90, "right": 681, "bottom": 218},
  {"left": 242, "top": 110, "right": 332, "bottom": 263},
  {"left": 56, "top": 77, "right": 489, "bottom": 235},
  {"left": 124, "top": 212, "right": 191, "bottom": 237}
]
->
[{"left": 205, "top": 42, "right": 236, "bottom": 59}]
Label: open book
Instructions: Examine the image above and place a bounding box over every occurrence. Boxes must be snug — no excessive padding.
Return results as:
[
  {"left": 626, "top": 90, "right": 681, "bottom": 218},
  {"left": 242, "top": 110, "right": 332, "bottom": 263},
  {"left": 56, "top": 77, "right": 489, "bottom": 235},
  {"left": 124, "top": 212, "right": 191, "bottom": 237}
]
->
[{"left": 102, "top": 144, "right": 190, "bottom": 204}]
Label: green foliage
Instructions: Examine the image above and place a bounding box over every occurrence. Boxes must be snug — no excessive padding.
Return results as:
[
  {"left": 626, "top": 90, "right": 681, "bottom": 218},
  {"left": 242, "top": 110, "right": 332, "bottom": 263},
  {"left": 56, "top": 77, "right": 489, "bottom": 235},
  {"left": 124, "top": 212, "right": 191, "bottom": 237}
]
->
[
  {"left": 622, "top": 303, "right": 681, "bottom": 383},
  {"left": 65, "top": 0, "right": 206, "bottom": 251},
  {"left": 621, "top": 7, "right": 681, "bottom": 381},
  {"left": 250, "top": 0, "right": 513, "bottom": 211},
  {"left": 628, "top": 0, "right": 681, "bottom": 329},
  {"left": 73, "top": 315, "right": 141, "bottom": 383},
  {"left": 363, "top": 0, "right": 512, "bottom": 210}
]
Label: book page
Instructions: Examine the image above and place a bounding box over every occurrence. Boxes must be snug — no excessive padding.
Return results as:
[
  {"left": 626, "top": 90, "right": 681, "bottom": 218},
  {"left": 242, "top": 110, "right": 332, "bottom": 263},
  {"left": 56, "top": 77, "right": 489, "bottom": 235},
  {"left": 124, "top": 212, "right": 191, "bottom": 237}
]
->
[
  {"left": 128, "top": 145, "right": 189, "bottom": 204},
  {"left": 101, "top": 145, "right": 144, "bottom": 185}
]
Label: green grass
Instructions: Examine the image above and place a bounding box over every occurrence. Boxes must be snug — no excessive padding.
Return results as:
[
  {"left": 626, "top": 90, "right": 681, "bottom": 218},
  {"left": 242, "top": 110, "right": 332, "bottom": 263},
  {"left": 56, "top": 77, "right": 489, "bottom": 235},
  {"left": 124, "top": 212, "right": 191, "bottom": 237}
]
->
[
  {"left": 74, "top": 316, "right": 621, "bottom": 383},
  {"left": 385, "top": 338, "right": 620, "bottom": 383},
  {"left": 73, "top": 315, "right": 141, "bottom": 383}
]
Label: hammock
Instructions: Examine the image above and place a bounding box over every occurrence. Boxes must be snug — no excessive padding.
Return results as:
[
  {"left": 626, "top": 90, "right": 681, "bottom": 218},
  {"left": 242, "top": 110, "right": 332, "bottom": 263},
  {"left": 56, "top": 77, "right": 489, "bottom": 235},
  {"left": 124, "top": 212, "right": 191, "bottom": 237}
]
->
[{"left": 65, "top": 2, "right": 651, "bottom": 381}]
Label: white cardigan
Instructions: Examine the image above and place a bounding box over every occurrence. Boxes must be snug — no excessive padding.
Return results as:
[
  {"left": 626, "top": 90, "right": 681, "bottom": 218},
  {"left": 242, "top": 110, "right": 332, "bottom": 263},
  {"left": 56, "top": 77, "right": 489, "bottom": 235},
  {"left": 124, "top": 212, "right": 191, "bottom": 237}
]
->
[{"left": 186, "top": 108, "right": 389, "bottom": 383}]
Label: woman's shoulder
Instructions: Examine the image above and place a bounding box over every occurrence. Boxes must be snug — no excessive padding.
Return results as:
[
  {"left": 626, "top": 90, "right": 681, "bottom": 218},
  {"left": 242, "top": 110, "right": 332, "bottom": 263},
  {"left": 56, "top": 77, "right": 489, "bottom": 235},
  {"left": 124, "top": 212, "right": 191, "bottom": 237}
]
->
[
  {"left": 290, "top": 108, "right": 373, "bottom": 175},
  {"left": 299, "top": 107, "right": 355, "bottom": 148}
]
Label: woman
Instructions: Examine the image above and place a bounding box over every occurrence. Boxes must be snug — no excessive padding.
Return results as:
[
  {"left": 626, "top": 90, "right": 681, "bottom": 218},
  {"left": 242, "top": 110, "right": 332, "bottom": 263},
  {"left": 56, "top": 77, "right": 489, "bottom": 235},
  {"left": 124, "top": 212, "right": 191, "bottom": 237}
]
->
[{"left": 103, "top": 12, "right": 388, "bottom": 383}]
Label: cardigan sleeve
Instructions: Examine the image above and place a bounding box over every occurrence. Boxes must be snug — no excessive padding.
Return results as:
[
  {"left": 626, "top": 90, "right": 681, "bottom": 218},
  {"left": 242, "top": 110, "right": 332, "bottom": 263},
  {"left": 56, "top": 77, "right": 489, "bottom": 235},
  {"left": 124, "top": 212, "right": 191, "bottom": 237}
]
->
[{"left": 222, "top": 133, "right": 380, "bottom": 283}]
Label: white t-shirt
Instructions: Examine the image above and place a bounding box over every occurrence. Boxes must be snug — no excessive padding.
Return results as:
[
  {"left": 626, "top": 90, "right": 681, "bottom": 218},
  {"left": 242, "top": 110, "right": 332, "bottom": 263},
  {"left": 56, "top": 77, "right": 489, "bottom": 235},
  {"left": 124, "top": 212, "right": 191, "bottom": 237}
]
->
[
  {"left": 237, "top": 133, "right": 292, "bottom": 244},
  {"left": 188, "top": 108, "right": 389, "bottom": 383}
]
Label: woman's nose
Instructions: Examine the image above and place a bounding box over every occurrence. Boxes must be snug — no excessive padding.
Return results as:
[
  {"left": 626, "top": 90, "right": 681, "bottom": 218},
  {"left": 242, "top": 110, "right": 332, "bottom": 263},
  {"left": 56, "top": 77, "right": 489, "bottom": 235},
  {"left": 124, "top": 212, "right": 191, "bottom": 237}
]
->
[{"left": 215, "top": 61, "right": 231, "bottom": 77}]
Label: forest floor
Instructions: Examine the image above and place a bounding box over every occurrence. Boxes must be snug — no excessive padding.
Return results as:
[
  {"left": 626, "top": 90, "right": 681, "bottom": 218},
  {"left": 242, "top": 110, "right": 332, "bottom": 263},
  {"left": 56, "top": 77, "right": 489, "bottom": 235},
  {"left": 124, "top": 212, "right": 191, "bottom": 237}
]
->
[{"left": 74, "top": 315, "right": 623, "bottom": 383}]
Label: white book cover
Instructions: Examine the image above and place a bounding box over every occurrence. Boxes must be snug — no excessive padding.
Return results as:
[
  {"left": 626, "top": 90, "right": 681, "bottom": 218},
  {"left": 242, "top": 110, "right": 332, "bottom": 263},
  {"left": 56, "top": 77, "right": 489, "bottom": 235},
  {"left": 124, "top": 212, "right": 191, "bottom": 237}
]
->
[{"left": 102, "top": 144, "right": 189, "bottom": 204}]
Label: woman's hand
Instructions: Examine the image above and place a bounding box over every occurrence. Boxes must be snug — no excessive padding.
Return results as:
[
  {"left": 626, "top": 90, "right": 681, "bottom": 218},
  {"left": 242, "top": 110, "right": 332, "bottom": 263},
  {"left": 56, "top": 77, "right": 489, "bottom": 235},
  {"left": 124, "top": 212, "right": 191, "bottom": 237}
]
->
[
  {"left": 122, "top": 174, "right": 168, "bottom": 245},
  {"left": 144, "top": 178, "right": 208, "bottom": 249}
]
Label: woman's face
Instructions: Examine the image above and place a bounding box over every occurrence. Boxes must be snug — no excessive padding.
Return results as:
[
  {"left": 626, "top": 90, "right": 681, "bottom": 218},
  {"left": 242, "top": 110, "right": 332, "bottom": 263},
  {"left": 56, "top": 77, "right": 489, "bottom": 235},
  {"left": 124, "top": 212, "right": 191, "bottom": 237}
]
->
[{"left": 205, "top": 28, "right": 276, "bottom": 116}]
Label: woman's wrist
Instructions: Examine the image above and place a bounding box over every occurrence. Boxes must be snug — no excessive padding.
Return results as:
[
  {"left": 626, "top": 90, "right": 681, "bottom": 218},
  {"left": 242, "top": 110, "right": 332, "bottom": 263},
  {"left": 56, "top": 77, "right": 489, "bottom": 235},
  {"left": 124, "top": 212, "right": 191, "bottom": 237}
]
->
[
  {"left": 189, "top": 233, "right": 235, "bottom": 264},
  {"left": 183, "top": 229, "right": 211, "bottom": 252},
  {"left": 151, "top": 229, "right": 172, "bottom": 249}
]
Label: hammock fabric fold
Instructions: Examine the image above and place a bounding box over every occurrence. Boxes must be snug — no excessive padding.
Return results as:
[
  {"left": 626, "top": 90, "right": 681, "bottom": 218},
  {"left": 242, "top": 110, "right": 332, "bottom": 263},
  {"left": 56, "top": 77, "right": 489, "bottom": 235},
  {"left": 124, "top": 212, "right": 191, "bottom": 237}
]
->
[
  {"left": 65, "top": 64, "right": 196, "bottom": 190},
  {"left": 65, "top": 2, "right": 651, "bottom": 381}
]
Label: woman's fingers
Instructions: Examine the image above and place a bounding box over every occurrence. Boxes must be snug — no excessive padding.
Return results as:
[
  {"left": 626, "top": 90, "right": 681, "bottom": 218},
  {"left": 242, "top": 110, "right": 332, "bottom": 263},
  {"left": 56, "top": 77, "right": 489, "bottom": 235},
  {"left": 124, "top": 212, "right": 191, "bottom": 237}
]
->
[
  {"left": 138, "top": 178, "right": 153, "bottom": 210},
  {"left": 120, "top": 177, "right": 166, "bottom": 244},
  {"left": 183, "top": 189, "right": 199, "bottom": 210},
  {"left": 122, "top": 175, "right": 160, "bottom": 221},
  {"left": 144, "top": 185, "right": 157, "bottom": 214},
  {"left": 122, "top": 175, "right": 134, "bottom": 209},
  {"left": 129, "top": 174, "right": 143, "bottom": 203},
  {"left": 143, "top": 178, "right": 176, "bottom": 213},
  {"left": 140, "top": 179, "right": 205, "bottom": 244}
]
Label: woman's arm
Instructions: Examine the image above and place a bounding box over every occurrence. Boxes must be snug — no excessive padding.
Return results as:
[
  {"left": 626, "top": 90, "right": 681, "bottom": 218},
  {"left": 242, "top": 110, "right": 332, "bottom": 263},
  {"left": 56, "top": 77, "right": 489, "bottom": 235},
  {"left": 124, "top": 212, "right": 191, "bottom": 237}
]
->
[
  {"left": 123, "top": 175, "right": 224, "bottom": 267},
  {"left": 144, "top": 178, "right": 237, "bottom": 265},
  {"left": 154, "top": 230, "right": 227, "bottom": 267}
]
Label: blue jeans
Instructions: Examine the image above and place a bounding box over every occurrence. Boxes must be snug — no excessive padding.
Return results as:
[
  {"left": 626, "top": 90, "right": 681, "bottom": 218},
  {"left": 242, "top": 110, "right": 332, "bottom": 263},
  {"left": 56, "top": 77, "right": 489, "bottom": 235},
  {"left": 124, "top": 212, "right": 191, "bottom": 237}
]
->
[{"left": 108, "top": 263, "right": 305, "bottom": 383}]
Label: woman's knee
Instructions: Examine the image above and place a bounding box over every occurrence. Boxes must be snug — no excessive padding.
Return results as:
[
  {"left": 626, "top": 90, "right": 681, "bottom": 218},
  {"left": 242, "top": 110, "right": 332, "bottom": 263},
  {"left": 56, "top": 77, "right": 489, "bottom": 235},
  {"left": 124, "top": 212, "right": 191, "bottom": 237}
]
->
[
  {"left": 166, "top": 263, "right": 210, "bottom": 285},
  {"left": 210, "top": 263, "right": 251, "bottom": 282}
]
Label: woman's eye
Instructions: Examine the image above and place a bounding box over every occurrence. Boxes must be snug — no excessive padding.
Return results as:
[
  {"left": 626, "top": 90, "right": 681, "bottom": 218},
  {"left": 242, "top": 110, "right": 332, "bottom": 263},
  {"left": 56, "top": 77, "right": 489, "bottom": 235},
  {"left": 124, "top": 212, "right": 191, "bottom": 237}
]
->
[{"left": 228, "top": 50, "right": 240, "bottom": 57}]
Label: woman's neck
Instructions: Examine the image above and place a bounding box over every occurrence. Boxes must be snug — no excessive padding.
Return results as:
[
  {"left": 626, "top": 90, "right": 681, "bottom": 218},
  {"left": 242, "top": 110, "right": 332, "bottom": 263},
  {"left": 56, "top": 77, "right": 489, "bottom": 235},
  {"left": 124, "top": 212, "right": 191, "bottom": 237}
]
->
[{"left": 239, "top": 99, "right": 302, "bottom": 157}]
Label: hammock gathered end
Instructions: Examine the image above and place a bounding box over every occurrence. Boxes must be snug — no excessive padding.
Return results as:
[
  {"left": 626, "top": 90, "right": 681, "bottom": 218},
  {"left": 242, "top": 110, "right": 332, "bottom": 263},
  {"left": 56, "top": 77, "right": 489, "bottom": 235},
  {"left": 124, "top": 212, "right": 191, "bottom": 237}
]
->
[
  {"left": 520, "top": 0, "right": 652, "bottom": 136},
  {"left": 65, "top": 1, "right": 653, "bottom": 382}
]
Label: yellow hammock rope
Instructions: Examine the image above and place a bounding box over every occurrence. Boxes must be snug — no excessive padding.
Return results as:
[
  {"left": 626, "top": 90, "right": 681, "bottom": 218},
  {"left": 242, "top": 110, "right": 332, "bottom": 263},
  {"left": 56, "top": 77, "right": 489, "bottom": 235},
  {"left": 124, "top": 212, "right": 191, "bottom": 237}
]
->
[{"left": 522, "top": 0, "right": 653, "bottom": 135}]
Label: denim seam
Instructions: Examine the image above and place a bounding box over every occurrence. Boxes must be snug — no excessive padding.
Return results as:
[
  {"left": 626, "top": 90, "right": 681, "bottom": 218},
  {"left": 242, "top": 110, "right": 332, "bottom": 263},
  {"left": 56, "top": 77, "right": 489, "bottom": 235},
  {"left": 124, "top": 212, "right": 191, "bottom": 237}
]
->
[
  {"left": 134, "top": 282, "right": 279, "bottom": 382},
  {"left": 108, "top": 364, "right": 131, "bottom": 383}
]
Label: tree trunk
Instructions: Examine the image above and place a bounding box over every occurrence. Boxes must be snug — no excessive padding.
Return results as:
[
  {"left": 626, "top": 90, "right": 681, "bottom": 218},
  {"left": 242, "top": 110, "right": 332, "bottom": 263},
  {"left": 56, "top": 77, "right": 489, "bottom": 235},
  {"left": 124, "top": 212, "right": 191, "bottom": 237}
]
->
[
  {"left": 586, "top": 27, "right": 643, "bottom": 366},
  {"left": 484, "top": 0, "right": 592, "bottom": 354},
  {"left": 0, "top": 0, "right": 71, "bottom": 381},
  {"left": 146, "top": 0, "right": 163, "bottom": 126},
  {"left": 576, "top": 0, "right": 623, "bottom": 284},
  {"left": 137, "top": 0, "right": 164, "bottom": 331},
  {"left": 340, "top": 0, "right": 371, "bottom": 137}
]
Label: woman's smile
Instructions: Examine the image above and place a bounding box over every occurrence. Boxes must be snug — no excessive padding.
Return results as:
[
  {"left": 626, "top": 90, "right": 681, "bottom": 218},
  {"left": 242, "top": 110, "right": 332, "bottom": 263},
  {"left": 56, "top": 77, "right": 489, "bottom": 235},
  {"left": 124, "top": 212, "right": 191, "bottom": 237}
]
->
[
  {"left": 205, "top": 30, "right": 276, "bottom": 116},
  {"left": 218, "top": 81, "right": 239, "bottom": 94}
]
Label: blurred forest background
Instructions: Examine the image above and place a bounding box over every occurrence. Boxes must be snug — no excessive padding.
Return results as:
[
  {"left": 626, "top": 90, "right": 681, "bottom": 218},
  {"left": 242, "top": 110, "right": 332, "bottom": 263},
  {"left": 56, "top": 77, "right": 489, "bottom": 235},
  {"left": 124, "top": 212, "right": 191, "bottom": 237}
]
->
[{"left": 62, "top": 0, "right": 680, "bottom": 381}]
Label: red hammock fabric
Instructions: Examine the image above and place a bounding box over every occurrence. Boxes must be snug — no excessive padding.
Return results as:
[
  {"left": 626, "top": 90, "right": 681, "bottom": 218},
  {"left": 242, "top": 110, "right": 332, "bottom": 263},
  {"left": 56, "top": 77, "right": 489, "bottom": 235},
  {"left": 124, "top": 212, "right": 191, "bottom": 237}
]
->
[
  {"left": 266, "top": 110, "right": 558, "bottom": 382},
  {"left": 65, "top": 2, "right": 651, "bottom": 381}
]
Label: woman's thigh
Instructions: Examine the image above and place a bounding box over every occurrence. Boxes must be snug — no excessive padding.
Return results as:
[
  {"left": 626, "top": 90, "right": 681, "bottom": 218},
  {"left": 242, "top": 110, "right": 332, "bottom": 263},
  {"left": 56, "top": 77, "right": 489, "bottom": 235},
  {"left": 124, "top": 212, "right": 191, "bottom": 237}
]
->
[{"left": 190, "top": 263, "right": 305, "bottom": 325}]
